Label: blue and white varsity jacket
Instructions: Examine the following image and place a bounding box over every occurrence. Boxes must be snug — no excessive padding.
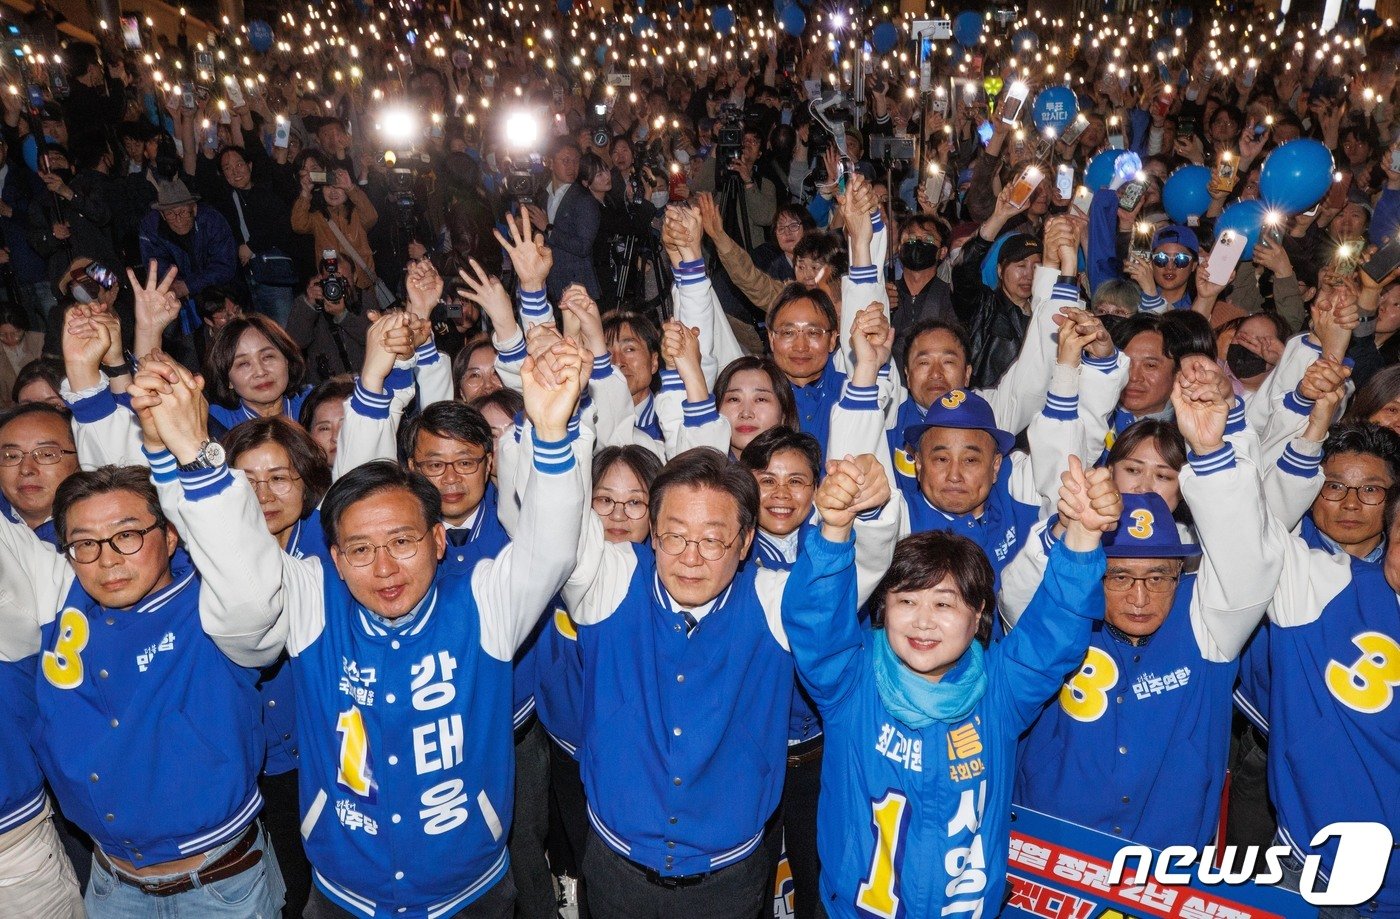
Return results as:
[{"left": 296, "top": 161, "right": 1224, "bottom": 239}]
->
[{"left": 782, "top": 529, "right": 1105, "bottom": 919}]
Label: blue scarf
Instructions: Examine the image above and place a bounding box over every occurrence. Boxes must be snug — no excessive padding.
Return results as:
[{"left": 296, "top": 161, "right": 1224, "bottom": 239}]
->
[{"left": 872, "top": 630, "right": 987, "bottom": 729}]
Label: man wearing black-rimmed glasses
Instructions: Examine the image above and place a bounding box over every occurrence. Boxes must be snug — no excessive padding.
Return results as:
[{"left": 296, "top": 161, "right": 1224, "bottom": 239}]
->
[{"left": 0, "top": 402, "right": 79, "bottom": 546}]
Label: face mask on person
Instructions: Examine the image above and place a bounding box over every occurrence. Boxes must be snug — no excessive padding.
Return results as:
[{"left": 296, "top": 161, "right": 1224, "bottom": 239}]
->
[
  {"left": 651, "top": 190, "right": 670, "bottom": 208},
  {"left": 900, "top": 239, "right": 940, "bottom": 271},
  {"left": 1226, "top": 343, "right": 1271, "bottom": 378}
]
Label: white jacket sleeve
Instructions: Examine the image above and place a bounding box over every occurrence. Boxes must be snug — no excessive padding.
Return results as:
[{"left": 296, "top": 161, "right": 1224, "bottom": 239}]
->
[
  {"left": 475, "top": 430, "right": 585, "bottom": 660},
  {"left": 1263, "top": 438, "right": 1325, "bottom": 530},
  {"left": 413, "top": 341, "right": 454, "bottom": 407},
  {"left": 332, "top": 377, "right": 402, "bottom": 481},
  {"left": 62, "top": 378, "right": 144, "bottom": 467},
  {"left": 494, "top": 329, "right": 526, "bottom": 396},
  {"left": 1181, "top": 444, "right": 1286, "bottom": 663},
  {"left": 980, "top": 272, "right": 1068, "bottom": 436},
  {"left": 1026, "top": 361, "right": 1086, "bottom": 516},
  {"left": 996, "top": 518, "right": 1055, "bottom": 627},
  {"left": 673, "top": 260, "right": 743, "bottom": 387},
  {"left": 837, "top": 262, "right": 889, "bottom": 374},
  {"left": 0, "top": 514, "right": 73, "bottom": 661},
  {"left": 1246, "top": 333, "right": 1321, "bottom": 434},
  {"left": 655, "top": 371, "right": 732, "bottom": 458}
]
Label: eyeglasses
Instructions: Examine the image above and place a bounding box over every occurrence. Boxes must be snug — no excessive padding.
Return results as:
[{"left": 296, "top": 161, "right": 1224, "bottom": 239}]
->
[
  {"left": 246, "top": 473, "right": 303, "bottom": 497},
  {"left": 593, "top": 495, "right": 649, "bottom": 519},
  {"left": 775, "top": 222, "right": 804, "bottom": 233},
  {"left": 656, "top": 532, "right": 740, "bottom": 561},
  {"left": 0, "top": 447, "right": 77, "bottom": 467},
  {"left": 1318, "top": 481, "right": 1390, "bottom": 505},
  {"left": 338, "top": 532, "right": 431, "bottom": 567},
  {"left": 415, "top": 456, "right": 487, "bottom": 477},
  {"left": 770, "top": 324, "right": 832, "bottom": 345},
  {"left": 1151, "top": 251, "right": 1195, "bottom": 268},
  {"left": 1103, "top": 573, "right": 1180, "bottom": 593},
  {"left": 62, "top": 521, "right": 165, "bottom": 565}
]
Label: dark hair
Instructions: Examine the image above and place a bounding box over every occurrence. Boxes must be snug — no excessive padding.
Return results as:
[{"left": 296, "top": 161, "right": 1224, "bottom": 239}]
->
[
  {"left": 0, "top": 304, "right": 29, "bottom": 332},
  {"left": 594, "top": 444, "right": 664, "bottom": 492},
  {"left": 766, "top": 283, "right": 838, "bottom": 334},
  {"left": 204, "top": 315, "right": 307, "bottom": 409},
  {"left": 1218, "top": 311, "right": 1292, "bottom": 355},
  {"left": 216, "top": 144, "right": 251, "bottom": 170},
  {"left": 549, "top": 136, "right": 582, "bottom": 159},
  {"left": 648, "top": 447, "right": 759, "bottom": 537},
  {"left": 899, "top": 213, "right": 951, "bottom": 247},
  {"left": 774, "top": 203, "right": 815, "bottom": 232},
  {"left": 900, "top": 319, "right": 972, "bottom": 379},
  {"left": 0, "top": 401, "right": 73, "bottom": 437},
  {"left": 11, "top": 357, "right": 64, "bottom": 404},
  {"left": 870, "top": 531, "right": 996, "bottom": 647},
  {"left": 222, "top": 416, "right": 332, "bottom": 519},
  {"left": 738, "top": 426, "right": 821, "bottom": 480},
  {"left": 1158, "top": 311, "right": 1216, "bottom": 363},
  {"left": 196, "top": 284, "right": 240, "bottom": 319},
  {"left": 321, "top": 461, "right": 443, "bottom": 548},
  {"left": 54, "top": 465, "right": 167, "bottom": 545},
  {"left": 1322, "top": 422, "right": 1400, "bottom": 483},
  {"left": 578, "top": 151, "right": 609, "bottom": 187},
  {"left": 790, "top": 232, "right": 847, "bottom": 279},
  {"left": 1107, "top": 419, "right": 1187, "bottom": 471},
  {"left": 451, "top": 335, "right": 498, "bottom": 396},
  {"left": 397, "top": 400, "right": 494, "bottom": 462},
  {"left": 470, "top": 388, "right": 524, "bottom": 426},
  {"left": 1344, "top": 365, "right": 1400, "bottom": 425},
  {"left": 299, "top": 376, "right": 355, "bottom": 434},
  {"left": 602, "top": 311, "right": 661, "bottom": 393},
  {"left": 714, "top": 356, "right": 797, "bottom": 430}
]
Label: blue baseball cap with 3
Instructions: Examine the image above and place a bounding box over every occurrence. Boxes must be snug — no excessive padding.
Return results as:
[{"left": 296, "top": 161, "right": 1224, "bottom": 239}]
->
[
  {"left": 903, "top": 389, "right": 1016, "bottom": 456},
  {"left": 1151, "top": 224, "right": 1200, "bottom": 255},
  {"left": 1101, "top": 492, "right": 1201, "bottom": 558}
]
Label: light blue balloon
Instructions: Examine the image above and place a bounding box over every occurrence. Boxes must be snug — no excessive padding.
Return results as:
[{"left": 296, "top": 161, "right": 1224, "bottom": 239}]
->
[
  {"left": 247, "top": 19, "right": 274, "bottom": 53},
  {"left": 595, "top": 45, "right": 606, "bottom": 64},
  {"left": 780, "top": 3, "right": 806, "bottom": 36},
  {"left": 632, "top": 13, "right": 653, "bottom": 34},
  {"left": 1031, "top": 85, "right": 1076, "bottom": 134},
  {"left": 1260, "top": 139, "right": 1336, "bottom": 215},
  {"left": 953, "top": 10, "right": 982, "bottom": 46},
  {"left": 980, "top": 233, "right": 1021, "bottom": 289},
  {"left": 1012, "top": 28, "right": 1038, "bottom": 51},
  {"left": 1162, "top": 165, "right": 1212, "bottom": 224},
  {"left": 557, "top": 0, "right": 571, "bottom": 13},
  {"left": 712, "top": 7, "right": 735, "bottom": 33},
  {"left": 872, "top": 22, "right": 898, "bottom": 53},
  {"left": 1215, "top": 199, "right": 1268, "bottom": 259},
  {"left": 1084, "top": 149, "right": 1125, "bottom": 191}
]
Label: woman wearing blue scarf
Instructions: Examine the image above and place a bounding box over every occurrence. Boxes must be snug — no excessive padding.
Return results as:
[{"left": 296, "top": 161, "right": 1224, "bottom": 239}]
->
[{"left": 782, "top": 454, "right": 1118, "bottom": 919}]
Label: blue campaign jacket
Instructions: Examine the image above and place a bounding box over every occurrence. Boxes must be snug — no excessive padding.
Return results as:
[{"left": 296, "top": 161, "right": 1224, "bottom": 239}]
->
[
  {"left": 578, "top": 545, "right": 794, "bottom": 876},
  {"left": 296, "top": 562, "right": 515, "bottom": 917},
  {"left": 0, "top": 657, "right": 46, "bottom": 835},
  {"left": 534, "top": 594, "right": 584, "bottom": 758},
  {"left": 1266, "top": 563, "right": 1400, "bottom": 918},
  {"left": 899, "top": 459, "right": 1039, "bottom": 581},
  {"left": 791, "top": 358, "right": 847, "bottom": 460},
  {"left": 783, "top": 530, "right": 1105, "bottom": 919},
  {"left": 31, "top": 556, "right": 265, "bottom": 865},
  {"left": 1015, "top": 575, "right": 1237, "bottom": 849}
]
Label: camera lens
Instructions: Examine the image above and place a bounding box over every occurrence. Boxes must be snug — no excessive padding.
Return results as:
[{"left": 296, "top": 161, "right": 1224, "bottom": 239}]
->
[{"left": 322, "top": 275, "right": 347, "bottom": 303}]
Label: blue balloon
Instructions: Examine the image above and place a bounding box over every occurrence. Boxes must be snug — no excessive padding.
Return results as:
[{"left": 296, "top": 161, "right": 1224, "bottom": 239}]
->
[
  {"left": 1162, "top": 165, "right": 1212, "bottom": 224},
  {"left": 780, "top": 3, "right": 806, "bottom": 36},
  {"left": 1215, "top": 199, "right": 1268, "bottom": 259},
  {"left": 557, "top": 0, "right": 571, "bottom": 12},
  {"left": 981, "top": 233, "right": 1021, "bottom": 290},
  {"left": 1031, "top": 85, "right": 1077, "bottom": 135},
  {"left": 632, "top": 14, "right": 653, "bottom": 34},
  {"left": 712, "top": 8, "right": 735, "bottom": 33},
  {"left": 872, "top": 22, "right": 898, "bottom": 54},
  {"left": 1084, "top": 149, "right": 1125, "bottom": 191},
  {"left": 953, "top": 10, "right": 982, "bottom": 47},
  {"left": 247, "top": 19, "right": 274, "bottom": 53},
  {"left": 1170, "top": 7, "right": 1193, "bottom": 28},
  {"left": 595, "top": 45, "right": 606, "bottom": 64},
  {"left": 1012, "top": 28, "right": 1038, "bottom": 51},
  {"left": 1260, "top": 139, "right": 1336, "bottom": 215}
]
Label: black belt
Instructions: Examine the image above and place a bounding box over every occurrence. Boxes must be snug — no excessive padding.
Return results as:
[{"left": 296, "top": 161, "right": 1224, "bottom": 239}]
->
[
  {"left": 94, "top": 821, "right": 261, "bottom": 898},
  {"left": 513, "top": 710, "right": 538, "bottom": 746},
  {"left": 787, "top": 734, "right": 824, "bottom": 768}
]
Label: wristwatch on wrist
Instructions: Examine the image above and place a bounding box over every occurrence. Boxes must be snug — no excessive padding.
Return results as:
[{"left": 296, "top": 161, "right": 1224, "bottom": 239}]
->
[
  {"left": 177, "top": 440, "right": 226, "bottom": 472},
  {"left": 98, "top": 361, "right": 129, "bottom": 377}
]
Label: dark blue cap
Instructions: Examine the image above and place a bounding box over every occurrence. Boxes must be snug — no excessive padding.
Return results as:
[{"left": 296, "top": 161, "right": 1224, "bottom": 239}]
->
[
  {"left": 1102, "top": 492, "right": 1201, "bottom": 558},
  {"left": 903, "top": 389, "right": 1016, "bottom": 455}
]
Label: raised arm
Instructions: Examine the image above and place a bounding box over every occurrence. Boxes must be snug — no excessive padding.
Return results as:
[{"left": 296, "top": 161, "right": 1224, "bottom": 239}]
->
[
  {"left": 655, "top": 321, "right": 730, "bottom": 457},
  {"left": 331, "top": 313, "right": 416, "bottom": 480},
  {"left": 475, "top": 335, "right": 588, "bottom": 660}
]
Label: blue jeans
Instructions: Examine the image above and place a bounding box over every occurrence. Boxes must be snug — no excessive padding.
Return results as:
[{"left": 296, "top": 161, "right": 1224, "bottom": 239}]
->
[
  {"left": 249, "top": 279, "right": 295, "bottom": 328},
  {"left": 1280, "top": 855, "right": 1362, "bottom": 919},
  {"left": 85, "top": 821, "right": 285, "bottom": 919}
]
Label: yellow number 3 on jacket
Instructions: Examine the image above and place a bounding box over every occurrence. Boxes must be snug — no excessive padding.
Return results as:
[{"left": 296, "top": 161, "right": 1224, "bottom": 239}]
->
[
  {"left": 1326, "top": 631, "right": 1400, "bottom": 714},
  {"left": 1060, "top": 647, "right": 1119, "bottom": 722},
  {"left": 1126, "top": 509, "right": 1155, "bottom": 540},
  {"left": 42, "top": 609, "right": 90, "bottom": 690}
]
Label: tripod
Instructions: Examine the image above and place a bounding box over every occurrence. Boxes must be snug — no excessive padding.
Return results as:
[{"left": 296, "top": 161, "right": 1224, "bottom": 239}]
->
[
  {"left": 612, "top": 232, "right": 671, "bottom": 315},
  {"left": 717, "top": 164, "right": 753, "bottom": 253}
]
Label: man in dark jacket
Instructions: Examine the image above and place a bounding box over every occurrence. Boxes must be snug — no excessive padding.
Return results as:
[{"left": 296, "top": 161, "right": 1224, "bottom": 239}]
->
[
  {"left": 950, "top": 189, "right": 1040, "bottom": 388},
  {"left": 138, "top": 178, "right": 238, "bottom": 305},
  {"left": 24, "top": 145, "right": 118, "bottom": 292},
  {"left": 526, "top": 138, "right": 601, "bottom": 301},
  {"left": 286, "top": 272, "right": 370, "bottom": 385}
]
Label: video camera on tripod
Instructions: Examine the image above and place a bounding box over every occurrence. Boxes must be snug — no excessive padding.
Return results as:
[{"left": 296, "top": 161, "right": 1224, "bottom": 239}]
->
[{"left": 715, "top": 103, "right": 745, "bottom": 165}]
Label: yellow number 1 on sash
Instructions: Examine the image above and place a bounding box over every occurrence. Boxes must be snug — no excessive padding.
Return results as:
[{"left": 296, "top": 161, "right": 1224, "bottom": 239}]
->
[
  {"left": 856, "top": 790, "right": 909, "bottom": 917},
  {"left": 336, "top": 706, "right": 374, "bottom": 797}
]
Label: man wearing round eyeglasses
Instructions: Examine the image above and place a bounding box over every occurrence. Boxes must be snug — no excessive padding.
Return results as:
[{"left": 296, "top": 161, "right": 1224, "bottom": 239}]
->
[
  {"left": 137, "top": 335, "right": 587, "bottom": 918},
  {"left": 1003, "top": 366, "right": 1284, "bottom": 851},
  {"left": 0, "top": 462, "right": 288, "bottom": 916},
  {"left": 1125, "top": 225, "right": 1199, "bottom": 313},
  {"left": 0, "top": 402, "right": 80, "bottom": 546},
  {"left": 565, "top": 446, "right": 897, "bottom": 916}
]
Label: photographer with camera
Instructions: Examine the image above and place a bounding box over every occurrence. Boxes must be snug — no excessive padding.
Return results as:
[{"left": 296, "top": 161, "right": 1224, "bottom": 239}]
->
[
  {"left": 290, "top": 153, "right": 382, "bottom": 311},
  {"left": 695, "top": 121, "right": 777, "bottom": 253},
  {"left": 286, "top": 265, "right": 371, "bottom": 386}
]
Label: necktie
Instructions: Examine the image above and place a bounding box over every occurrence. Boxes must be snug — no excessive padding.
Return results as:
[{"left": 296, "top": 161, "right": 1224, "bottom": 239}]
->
[
  {"left": 446, "top": 527, "right": 471, "bottom": 547},
  {"left": 679, "top": 609, "right": 699, "bottom": 637}
]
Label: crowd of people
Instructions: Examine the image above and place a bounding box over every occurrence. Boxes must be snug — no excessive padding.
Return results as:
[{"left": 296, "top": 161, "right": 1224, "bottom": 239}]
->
[{"left": 0, "top": 1, "right": 1398, "bottom": 918}]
